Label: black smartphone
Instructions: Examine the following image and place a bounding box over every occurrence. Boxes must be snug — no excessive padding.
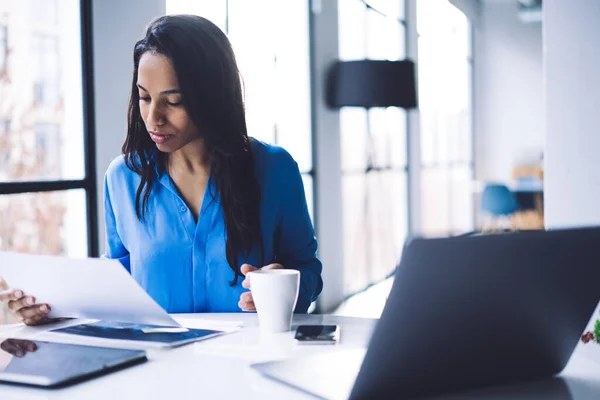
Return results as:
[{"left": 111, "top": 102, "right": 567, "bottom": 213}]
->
[{"left": 294, "top": 325, "right": 340, "bottom": 345}]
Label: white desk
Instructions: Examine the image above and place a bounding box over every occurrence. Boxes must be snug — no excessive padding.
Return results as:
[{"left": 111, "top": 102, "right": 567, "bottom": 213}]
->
[
  {"left": 0, "top": 313, "right": 599, "bottom": 399},
  {"left": 0, "top": 314, "right": 375, "bottom": 400}
]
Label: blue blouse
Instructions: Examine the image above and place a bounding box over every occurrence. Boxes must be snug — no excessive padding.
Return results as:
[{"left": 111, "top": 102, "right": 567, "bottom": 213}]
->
[{"left": 103, "top": 139, "right": 323, "bottom": 313}]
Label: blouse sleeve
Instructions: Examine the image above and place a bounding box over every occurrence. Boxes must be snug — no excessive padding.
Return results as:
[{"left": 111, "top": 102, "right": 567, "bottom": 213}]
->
[{"left": 103, "top": 172, "right": 131, "bottom": 272}]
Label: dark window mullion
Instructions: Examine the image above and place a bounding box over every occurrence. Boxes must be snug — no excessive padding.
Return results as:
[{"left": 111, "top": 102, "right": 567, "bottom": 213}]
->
[
  {"left": 0, "top": 180, "right": 89, "bottom": 195},
  {"left": 80, "top": 0, "right": 98, "bottom": 257}
]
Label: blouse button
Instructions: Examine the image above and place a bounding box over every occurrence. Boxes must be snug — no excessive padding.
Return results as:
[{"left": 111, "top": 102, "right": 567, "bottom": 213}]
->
[{"left": 180, "top": 205, "right": 187, "bottom": 212}]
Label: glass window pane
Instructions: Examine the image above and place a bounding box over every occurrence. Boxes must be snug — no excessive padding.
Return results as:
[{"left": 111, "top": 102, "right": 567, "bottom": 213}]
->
[
  {"left": 169, "top": 0, "right": 314, "bottom": 204},
  {"left": 366, "top": 7, "right": 405, "bottom": 60},
  {"left": 421, "top": 166, "right": 473, "bottom": 236},
  {"left": 343, "top": 171, "right": 407, "bottom": 295},
  {"left": 458, "top": 61, "right": 473, "bottom": 163},
  {"left": 166, "top": 0, "right": 228, "bottom": 32},
  {"left": 228, "top": 0, "right": 312, "bottom": 170},
  {"left": 342, "top": 173, "right": 367, "bottom": 295},
  {"left": 30, "top": 0, "right": 58, "bottom": 25},
  {"left": 366, "top": 0, "right": 405, "bottom": 20},
  {"left": 369, "top": 107, "right": 407, "bottom": 168},
  {"left": 227, "top": 0, "right": 277, "bottom": 145},
  {"left": 419, "top": 102, "right": 437, "bottom": 166},
  {"left": 340, "top": 108, "right": 368, "bottom": 171},
  {"left": 271, "top": 0, "right": 312, "bottom": 172},
  {"left": 421, "top": 167, "right": 451, "bottom": 236},
  {"left": 366, "top": 170, "right": 407, "bottom": 283},
  {"left": 450, "top": 166, "right": 474, "bottom": 233},
  {"left": 228, "top": 0, "right": 314, "bottom": 172},
  {"left": 0, "top": 24, "right": 7, "bottom": 72},
  {"left": 338, "top": 0, "right": 367, "bottom": 60},
  {"left": 418, "top": 0, "right": 472, "bottom": 164},
  {"left": 418, "top": 0, "right": 474, "bottom": 237},
  {"left": 339, "top": 0, "right": 409, "bottom": 296},
  {"left": 0, "top": 189, "right": 87, "bottom": 257},
  {"left": 0, "top": 0, "right": 84, "bottom": 182}
]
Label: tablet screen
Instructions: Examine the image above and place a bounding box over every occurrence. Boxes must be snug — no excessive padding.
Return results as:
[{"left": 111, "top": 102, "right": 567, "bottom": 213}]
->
[
  {"left": 52, "top": 321, "right": 222, "bottom": 345},
  {"left": 0, "top": 339, "right": 146, "bottom": 387}
]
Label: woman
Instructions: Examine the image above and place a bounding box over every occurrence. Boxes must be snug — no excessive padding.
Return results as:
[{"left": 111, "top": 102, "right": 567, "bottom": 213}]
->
[{"left": 1, "top": 15, "right": 322, "bottom": 324}]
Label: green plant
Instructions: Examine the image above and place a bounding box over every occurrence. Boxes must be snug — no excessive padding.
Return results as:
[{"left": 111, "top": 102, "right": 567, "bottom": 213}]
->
[{"left": 594, "top": 320, "right": 600, "bottom": 344}]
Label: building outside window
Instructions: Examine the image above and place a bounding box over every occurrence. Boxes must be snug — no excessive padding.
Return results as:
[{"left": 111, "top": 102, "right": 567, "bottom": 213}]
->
[
  {"left": 0, "top": 24, "right": 7, "bottom": 73},
  {"left": 0, "top": 0, "right": 95, "bottom": 294}
]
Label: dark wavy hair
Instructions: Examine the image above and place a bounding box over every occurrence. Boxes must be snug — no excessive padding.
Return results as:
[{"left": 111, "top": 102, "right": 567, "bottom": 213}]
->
[{"left": 122, "top": 15, "right": 263, "bottom": 286}]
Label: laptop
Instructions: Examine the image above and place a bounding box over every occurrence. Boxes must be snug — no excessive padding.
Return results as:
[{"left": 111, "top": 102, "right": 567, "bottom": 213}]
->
[
  {"left": 0, "top": 338, "right": 146, "bottom": 387},
  {"left": 253, "top": 227, "right": 600, "bottom": 399}
]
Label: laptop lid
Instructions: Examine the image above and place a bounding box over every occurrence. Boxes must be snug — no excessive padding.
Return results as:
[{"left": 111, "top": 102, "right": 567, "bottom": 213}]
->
[
  {"left": 351, "top": 227, "right": 600, "bottom": 399},
  {"left": 0, "top": 339, "right": 147, "bottom": 387}
]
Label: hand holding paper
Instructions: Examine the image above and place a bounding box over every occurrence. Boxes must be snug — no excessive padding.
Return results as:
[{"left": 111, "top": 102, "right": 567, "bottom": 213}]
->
[
  {"left": 0, "top": 277, "right": 52, "bottom": 326},
  {"left": 0, "top": 252, "right": 180, "bottom": 327}
]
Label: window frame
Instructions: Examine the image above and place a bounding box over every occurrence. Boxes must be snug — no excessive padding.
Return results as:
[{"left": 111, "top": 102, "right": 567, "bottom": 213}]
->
[{"left": 0, "top": 0, "right": 99, "bottom": 257}]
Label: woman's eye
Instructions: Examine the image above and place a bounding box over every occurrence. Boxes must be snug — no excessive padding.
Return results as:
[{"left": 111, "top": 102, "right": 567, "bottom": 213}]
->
[
  {"left": 167, "top": 100, "right": 182, "bottom": 107},
  {"left": 139, "top": 96, "right": 151, "bottom": 102}
]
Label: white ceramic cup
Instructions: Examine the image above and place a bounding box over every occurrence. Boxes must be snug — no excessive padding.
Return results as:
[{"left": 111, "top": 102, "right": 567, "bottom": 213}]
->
[{"left": 248, "top": 269, "right": 300, "bottom": 333}]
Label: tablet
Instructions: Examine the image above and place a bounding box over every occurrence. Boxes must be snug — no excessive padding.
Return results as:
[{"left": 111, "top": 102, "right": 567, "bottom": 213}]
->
[
  {"left": 0, "top": 338, "right": 147, "bottom": 387},
  {"left": 51, "top": 321, "right": 226, "bottom": 348}
]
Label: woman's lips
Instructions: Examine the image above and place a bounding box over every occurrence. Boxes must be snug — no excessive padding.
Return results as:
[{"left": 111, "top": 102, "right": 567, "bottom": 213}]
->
[{"left": 149, "top": 131, "right": 175, "bottom": 144}]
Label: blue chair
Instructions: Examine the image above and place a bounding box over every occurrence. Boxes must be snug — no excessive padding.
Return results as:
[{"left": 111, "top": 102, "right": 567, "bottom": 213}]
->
[{"left": 481, "top": 184, "right": 518, "bottom": 216}]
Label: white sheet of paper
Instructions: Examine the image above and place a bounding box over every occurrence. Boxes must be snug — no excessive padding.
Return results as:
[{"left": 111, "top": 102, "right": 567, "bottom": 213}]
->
[
  {"left": 172, "top": 315, "right": 243, "bottom": 332},
  {"left": 140, "top": 327, "right": 189, "bottom": 333},
  {"left": 0, "top": 251, "right": 179, "bottom": 327}
]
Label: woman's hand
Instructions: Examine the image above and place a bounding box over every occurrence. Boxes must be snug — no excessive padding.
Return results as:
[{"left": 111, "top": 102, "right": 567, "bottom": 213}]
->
[
  {"left": 0, "top": 277, "right": 51, "bottom": 326},
  {"left": 238, "top": 263, "right": 283, "bottom": 312},
  {"left": 0, "top": 339, "right": 37, "bottom": 358},
  {"left": 0, "top": 339, "right": 38, "bottom": 371}
]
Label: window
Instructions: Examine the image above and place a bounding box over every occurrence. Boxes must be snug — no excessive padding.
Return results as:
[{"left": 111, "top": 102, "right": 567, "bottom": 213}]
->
[
  {"left": 29, "top": 0, "right": 59, "bottom": 25},
  {"left": 34, "top": 123, "right": 61, "bottom": 174},
  {"left": 0, "top": 24, "right": 7, "bottom": 73},
  {"left": 166, "top": 0, "right": 314, "bottom": 218},
  {"left": 32, "top": 34, "right": 61, "bottom": 108},
  {"left": 417, "top": 0, "right": 474, "bottom": 237},
  {"left": 166, "top": 0, "right": 227, "bottom": 31},
  {"left": 0, "top": 0, "right": 97, "bottom": 260},
  {"left": 338, "top": 0, "right": 409, "bottom": 296}
]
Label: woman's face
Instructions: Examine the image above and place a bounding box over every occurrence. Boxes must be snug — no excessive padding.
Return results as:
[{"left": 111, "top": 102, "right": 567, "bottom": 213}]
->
[{"left": 137, "top": 52, "right": 200, "bottom": 153}]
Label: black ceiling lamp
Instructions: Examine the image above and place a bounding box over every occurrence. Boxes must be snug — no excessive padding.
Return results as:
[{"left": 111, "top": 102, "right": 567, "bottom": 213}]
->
[{"left": 326, "top": 59, "right": 418, "bottom": 110}]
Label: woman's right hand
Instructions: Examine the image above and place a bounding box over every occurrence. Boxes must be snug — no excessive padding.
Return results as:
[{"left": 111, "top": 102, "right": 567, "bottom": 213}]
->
[{"left": 0, "top": 278, "right": 51, "bottom": 326}]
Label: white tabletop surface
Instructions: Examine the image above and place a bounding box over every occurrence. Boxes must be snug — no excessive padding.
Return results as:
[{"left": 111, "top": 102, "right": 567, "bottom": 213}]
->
[
  {"left": 0, "top": 313, "right": 600, "bottom": 400},
  {"left": 0, "top": 313, "right": 376, "bottom": 400}
]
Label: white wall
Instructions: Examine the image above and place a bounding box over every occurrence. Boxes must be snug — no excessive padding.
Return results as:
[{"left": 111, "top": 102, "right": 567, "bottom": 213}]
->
[
  {"left": 448, "top": 0, "right": 481, "bottom": 26},
  {"left": 473, "top": 0, "right": 544, "bottom": 183},
  {"left": 92, "top": 0, "right": 165, "bottom": 254},
  {"left": 544, "top": 0, "right": 600, "bottom": 228}
]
